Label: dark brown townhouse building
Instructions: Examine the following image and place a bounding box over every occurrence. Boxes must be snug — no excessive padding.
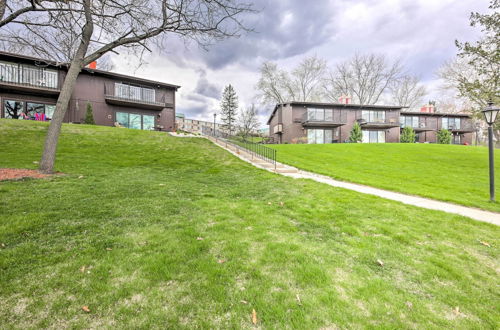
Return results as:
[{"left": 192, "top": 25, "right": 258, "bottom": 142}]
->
[
  {"left": 267, "top": 101, "right": 475, "bottom": 144},
  {"left": 0, "top": 51, "right": 179, "bottom": 131}
]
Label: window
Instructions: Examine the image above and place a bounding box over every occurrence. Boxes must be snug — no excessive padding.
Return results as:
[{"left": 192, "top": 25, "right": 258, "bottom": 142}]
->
[
  {"left": 3, "top": 101, "right": 56, "bottom": 120},
  {"left": 307, "top": 129, "right": 334, "bottom": 144},
  {"left": 307, "top": 108, "right": 337, "bottom": 122},
  {"left": 362, "top": 130, "right": 385, "bottom": 143},
  {"left": 115, "top": 112, "right": 155, "bottom": 130},
  {"left": 442, "top": 117, "right": 461, "bottom": 129},
  {"left": 362, "top": 110, "right": 386, "bottom": 123},
  {"left": 400, "top": 116, "right": 419, "bottom": 128},
  {"left": 4, "top": 100, "right": 24, "bottom": 119}
]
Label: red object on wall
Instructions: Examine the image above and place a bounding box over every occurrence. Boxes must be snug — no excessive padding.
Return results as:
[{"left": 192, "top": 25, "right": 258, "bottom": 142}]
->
[{"left": 88, "top": 61, "right": 97, "bottom": 69}]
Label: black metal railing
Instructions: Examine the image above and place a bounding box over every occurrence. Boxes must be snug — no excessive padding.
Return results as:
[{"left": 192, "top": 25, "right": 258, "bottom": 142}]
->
[
  {"left": 0, "top": 62, "right": 59, "bottom": 89},
  {"left": 202, "top": 127, "right": 277, "bottom": 169}
]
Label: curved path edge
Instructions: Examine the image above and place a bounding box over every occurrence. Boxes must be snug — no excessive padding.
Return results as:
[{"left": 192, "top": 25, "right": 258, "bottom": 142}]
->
[{"left": 201, "top": 135, "right": 500, "bottom": 226}]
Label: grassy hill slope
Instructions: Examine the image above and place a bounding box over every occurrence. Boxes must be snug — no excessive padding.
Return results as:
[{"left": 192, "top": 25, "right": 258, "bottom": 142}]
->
[
  {"left": 271, "top": 143, "right": 500, "bottom": 212},
  {"left": 0, "top": 120, "right": 498, "bottom": 328}
]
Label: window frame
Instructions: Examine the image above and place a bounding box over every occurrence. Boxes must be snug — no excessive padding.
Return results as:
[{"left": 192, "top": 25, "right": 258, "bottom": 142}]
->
[{"left": 115, "top": 111, "right": 156, "bottom": 130}]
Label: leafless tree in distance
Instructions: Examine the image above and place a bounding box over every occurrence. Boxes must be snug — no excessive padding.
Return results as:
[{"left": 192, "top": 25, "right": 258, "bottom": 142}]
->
[
  {"left": 256, "top": 55, "right": 326, "bottom": 105},
  {"left": 238, "top": 103, "right": 259, "bottom": 138},
  {"left": 0, "top": 0, "right": 254, "bottom": 173},
  {"left": 323, "top": 53, "right": 403, "bottom": 105},
  {"left": 390, "top": 75, "right": 427, "bottom": 110}
]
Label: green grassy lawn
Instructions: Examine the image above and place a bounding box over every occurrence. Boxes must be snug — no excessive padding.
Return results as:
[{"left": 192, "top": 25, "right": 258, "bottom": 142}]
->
[
  {"left": 0, "top": 119, "right": 498, "bottom": 328},
  {"left": 270, "top": 143, "right": 500, "bottom": 213}
]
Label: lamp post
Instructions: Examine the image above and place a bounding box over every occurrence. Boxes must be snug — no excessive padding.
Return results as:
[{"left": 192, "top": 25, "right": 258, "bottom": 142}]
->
[
  {"left": 213, "top": 113, "right": 217, "bottom": 137},
  {"left": 482, "top": 101, "right": 500, "bottom": 201}
]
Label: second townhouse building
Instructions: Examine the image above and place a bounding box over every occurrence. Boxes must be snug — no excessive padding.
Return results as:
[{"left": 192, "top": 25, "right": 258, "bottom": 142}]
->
[{"left": 268, "top": 101, "right": 474, "bottom": 144}]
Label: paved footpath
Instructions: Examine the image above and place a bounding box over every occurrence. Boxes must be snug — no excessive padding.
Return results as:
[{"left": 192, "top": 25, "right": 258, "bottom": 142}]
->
[{"left": 204, "top": 136, "right": 500, "bottom": 226}]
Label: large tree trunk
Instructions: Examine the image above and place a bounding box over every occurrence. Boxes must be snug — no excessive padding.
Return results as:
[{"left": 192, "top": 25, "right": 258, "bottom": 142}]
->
[
  {"left": 39, "top": 62, "right": 85, "bottom": 173},
  {"left": 39, "top": 0, "right": 93, "bottom": 173}
]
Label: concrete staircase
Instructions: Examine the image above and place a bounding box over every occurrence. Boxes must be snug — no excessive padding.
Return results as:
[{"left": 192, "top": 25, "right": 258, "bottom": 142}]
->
[{"left": 207, "top": 137, "right": 299, "bottom": 174}]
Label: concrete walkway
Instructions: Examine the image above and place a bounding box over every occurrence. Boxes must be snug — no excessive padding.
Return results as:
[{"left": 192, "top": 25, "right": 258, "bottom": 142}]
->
[{"left": 206, "top": 137, "right": 500, "bottom": 226}]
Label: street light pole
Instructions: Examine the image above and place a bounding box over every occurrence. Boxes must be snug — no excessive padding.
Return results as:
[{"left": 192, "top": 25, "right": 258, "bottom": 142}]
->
[
  {"left": 488, "top": 124, "right": 495, "bottom": 201},
  {"left": 213, "top": 113, "right": 217, "bottom": 137},
  {"left": 482, "top": 101, "right": 500, "bottom": 202}
]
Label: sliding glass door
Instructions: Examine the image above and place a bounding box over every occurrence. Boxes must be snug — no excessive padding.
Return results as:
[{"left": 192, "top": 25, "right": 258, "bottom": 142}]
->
[
  {"left": 307, "top": 129, "right": 334, "bottom": 144},
  {"left": 116, "top": 112, "right": 155, "bottom": 130},
  {"left": 362, "top": 130, "right": 385, "bottom": 143}
]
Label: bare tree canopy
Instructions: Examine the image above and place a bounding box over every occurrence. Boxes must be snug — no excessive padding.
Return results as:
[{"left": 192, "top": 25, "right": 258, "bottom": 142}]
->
[
  {"left": 323, "top": 53, "right": 404, "bottom": 105},
  {"left": 256, "top": 62, "right": 288, "bottom": 105},
  {"left": 390, "top": 75, "right": 427, "bottom": 110},
  {"left": 288, "top": 55, "right": 326, "bottom": 102},
  {"left": 238, "top": 103, "right": 259, "bottom": 137},
  {"left": 256, "top": 55, "right": 326, "bottom": 105},
  {"left": 0, "top": 0, "right": 254, "bottom": 173}
]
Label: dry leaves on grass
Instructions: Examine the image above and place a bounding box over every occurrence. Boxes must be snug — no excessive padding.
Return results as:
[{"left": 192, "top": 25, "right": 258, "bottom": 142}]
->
[
  {"left": 479, "top": 240, "right": 491, "bottom": 247},
  {"left": 453, "top": 306, "right": 466, "bottom": 317},
  {"left": 82, "top": 306, "right": 90, "bottom": 313},
  {"left": 217, "top": 259, "right": 226, "bottom": 264},
  {"left": 376, "top": 259, "right": 384, "bottom": 267},
  {"left": 0, "top": 168, "right": 52, "bottom": 181},
  {"left": 252, "top": 309, "right": 257, "bottom": 325},
  {"left": 196, "top": 237, "right": 204, "bottom": 241}
]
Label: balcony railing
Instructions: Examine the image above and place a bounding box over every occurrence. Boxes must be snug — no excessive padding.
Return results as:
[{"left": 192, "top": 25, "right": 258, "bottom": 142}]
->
[
  {"left": 104, "top": 83, "right": 167, "bottom": 109},
  {"left": 0, "top": 61, "right": 59, "bottom": 90},
  {"left": 356, "top": 116, "right": 400, "bottom": 127},
  {"left": 301, "top": 111, "right": 347, "bottom": 125},
  {"left": 445, "top": 122, "right": 475, "bottom": 132},
  {"left": 112, "top": 83, "right": 157, "bottom": 103}
]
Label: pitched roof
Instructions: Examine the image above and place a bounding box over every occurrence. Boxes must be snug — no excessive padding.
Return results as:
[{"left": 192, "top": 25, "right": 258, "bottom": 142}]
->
[
  {"left": 401, "top": 111, "right": 471, "bottom": 118},
  {"left": 0, "top": 51, "right": 180, "bottom": 90},
  {"left": 267, "top": 101, "right": 407, "bottom": 124}
]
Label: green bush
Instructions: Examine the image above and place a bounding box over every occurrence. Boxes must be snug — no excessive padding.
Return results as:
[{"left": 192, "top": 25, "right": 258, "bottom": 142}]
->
[
  {"left": 400, "top": 126, "right": 416, "bottom": 143},
  {"left": 349, "top": 122, "right": 363, "bottom": 143},
  {"left": 84, "top": 103, "right": 95, "bottom": 125},
  {"left": 437, "top": 128, "right": 452, "bottom": 144}
]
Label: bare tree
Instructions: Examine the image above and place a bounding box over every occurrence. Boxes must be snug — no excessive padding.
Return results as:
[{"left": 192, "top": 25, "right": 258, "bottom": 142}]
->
[
  {"left": 256, "top": 62, "right": 289, "bottom": 105},
  {"left": 390, "top": 75, "right": 427, "bottom": 109},
  {"left": 0, "top": 0, "right": 254, "bottom": 173},
  {"left": 256, "top": 55, "right": 326, "bottom": 105},
  {"left": 288, "top": 55, "right": 326, "bottom": 102},
  {"left": 324, "top": 53, "right": 403, "bottom": 105},
  {"left": 238, "top": 103, "right": 259, "bottom": 138}
]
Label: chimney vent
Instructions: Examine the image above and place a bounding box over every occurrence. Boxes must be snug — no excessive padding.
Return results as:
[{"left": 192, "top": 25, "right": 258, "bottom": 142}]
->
[
  {"left": 420, "top": 103, "right": 435, "bottom": 113},
  {"left": 338, "top": 95, "right": 351, "bottom": 105}
]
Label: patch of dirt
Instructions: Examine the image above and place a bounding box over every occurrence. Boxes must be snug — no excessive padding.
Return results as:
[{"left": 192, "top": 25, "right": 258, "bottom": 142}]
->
[{"left": 0, "top": 168, "right": 54, "bottom": 181}]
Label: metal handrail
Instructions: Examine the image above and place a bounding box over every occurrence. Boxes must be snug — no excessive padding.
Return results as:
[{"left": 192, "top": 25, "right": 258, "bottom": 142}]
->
[{"left": 203, "top": 128, "right": 277, "bottom": 169}]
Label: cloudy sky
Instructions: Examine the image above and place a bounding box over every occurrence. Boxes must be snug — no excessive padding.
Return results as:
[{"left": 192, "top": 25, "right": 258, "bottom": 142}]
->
[{"left": 111, "top": 0, "right": 489, "bottom": 127}]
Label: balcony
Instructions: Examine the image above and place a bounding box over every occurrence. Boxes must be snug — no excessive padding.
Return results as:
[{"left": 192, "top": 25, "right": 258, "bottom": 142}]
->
[
  {"left": 400, "top": 123, "right": 435, "bottom": 132},
  {"left": 301, "top": 111, "right": 347, "bottom": 127},
  {"left": 104, "top": 83, "right": 170, "bottom": 110},
  {"left": 357, "top": 117, "right": 400, "bottom": 128},
  {"left": 0, "top": 61, "right": 60, "bottom": 95},
  {"left": 446, "top": 122, "right": 475, "bottom": 133}
]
